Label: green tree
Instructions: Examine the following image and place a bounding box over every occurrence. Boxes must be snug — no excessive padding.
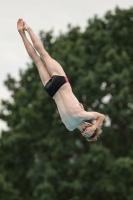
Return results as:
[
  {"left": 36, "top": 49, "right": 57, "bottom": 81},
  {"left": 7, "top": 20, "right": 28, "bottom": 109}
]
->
[{"left": 1, "top": 7, "right": 133, "bottom": 200}]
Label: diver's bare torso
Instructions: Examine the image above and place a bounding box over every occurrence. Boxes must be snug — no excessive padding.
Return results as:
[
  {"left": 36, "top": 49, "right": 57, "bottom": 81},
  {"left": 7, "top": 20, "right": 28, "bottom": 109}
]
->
[{"left": 53, "top": 82, "right": 84, "bottom": 131}]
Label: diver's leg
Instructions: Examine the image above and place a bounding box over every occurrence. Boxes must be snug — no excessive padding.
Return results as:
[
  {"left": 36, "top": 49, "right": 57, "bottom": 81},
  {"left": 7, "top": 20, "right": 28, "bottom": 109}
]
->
[
  {"left": 23, "top": 19, "right": 66, "bottom": 76},
  {"left": 17, "top": 19, "right": 51, "bottom": 86}
]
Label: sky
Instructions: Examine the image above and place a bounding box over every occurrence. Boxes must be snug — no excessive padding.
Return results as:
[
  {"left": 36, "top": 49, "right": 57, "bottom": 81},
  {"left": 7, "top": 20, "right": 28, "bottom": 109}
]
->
[{"left": 0, "top": 0, "right": 133, "bottom": 132}]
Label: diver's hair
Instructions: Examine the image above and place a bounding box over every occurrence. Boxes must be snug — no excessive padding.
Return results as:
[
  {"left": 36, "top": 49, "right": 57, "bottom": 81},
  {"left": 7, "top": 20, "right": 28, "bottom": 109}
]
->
[{"left": 86, "top": 127, "right": 101, "bottom": 142}]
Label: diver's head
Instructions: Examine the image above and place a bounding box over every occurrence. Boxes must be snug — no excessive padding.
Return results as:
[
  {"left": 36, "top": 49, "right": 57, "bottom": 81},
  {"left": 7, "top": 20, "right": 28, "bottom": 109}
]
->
[{"left": 80, "top": 121, "right": 101, "bottom": 142}]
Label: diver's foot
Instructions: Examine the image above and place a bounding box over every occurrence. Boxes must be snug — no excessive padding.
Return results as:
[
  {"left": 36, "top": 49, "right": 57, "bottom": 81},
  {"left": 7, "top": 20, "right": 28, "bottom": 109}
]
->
[
  {"left": 17, "top": 18, "right": 24, "bottom": 32},
  {"left": 23, "top": 21, "right": 29, "bottom": 31}
]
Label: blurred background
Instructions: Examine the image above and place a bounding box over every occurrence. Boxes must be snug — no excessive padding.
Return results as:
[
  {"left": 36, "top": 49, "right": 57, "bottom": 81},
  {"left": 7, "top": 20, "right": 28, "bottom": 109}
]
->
[{"left": 1, "top": 0, "right": 133, "bottom": 200}]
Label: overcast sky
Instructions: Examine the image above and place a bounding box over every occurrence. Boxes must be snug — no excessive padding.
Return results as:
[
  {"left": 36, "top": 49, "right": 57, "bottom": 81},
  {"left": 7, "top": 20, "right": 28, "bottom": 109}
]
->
[{"left": 0, "top": 0, "right": 133, "bottom": 131}]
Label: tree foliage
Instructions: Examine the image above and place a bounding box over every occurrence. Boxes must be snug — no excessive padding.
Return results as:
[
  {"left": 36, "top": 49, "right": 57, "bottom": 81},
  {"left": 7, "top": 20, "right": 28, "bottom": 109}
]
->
[{"left": 1, "top": 7, "right": 133, "bottom": 200}]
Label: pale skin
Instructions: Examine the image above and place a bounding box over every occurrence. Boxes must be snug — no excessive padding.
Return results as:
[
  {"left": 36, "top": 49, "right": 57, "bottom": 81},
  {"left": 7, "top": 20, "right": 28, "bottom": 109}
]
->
[{"left": 17, "top": 18, "right": 105, "bottom": 137}]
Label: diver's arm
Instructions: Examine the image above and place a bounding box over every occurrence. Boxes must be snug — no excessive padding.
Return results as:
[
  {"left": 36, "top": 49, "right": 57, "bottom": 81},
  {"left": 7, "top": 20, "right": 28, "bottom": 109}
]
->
[{"left": 82, "top": 111, "right": 105, "bottom": 129}]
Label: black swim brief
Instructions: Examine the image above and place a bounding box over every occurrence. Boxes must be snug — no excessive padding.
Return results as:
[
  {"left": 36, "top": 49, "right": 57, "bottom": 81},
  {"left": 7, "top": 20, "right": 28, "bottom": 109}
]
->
[{"left": 44, "top": 75, "right": 69, "bottom": 98}]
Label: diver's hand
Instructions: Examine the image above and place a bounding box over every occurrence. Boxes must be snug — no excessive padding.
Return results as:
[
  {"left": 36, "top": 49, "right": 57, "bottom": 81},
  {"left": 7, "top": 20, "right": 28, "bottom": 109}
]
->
[{"left": 82, "top": 126, "right": 96, "bottom": 136}]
